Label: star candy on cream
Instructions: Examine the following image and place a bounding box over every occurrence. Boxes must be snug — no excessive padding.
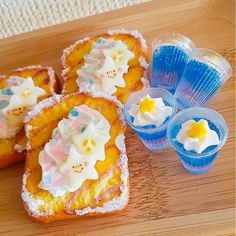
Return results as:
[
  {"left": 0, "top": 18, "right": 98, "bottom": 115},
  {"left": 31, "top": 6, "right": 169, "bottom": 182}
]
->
[
  {"left": 139, "top": 96, "right": 155, "bottom": 113},
  {"left": 59, "top": 147, "right": 98, "bottom": 192},
  {"left": 95, "top": 57, "right": 127, "bottom": 95},
  {"left": 128, "top": 95, "right": 173, "bottom": 127},
  {"left": 103, "top": 40, "right": 134, "bottom": 65},
  {"left": 38, "top": 105, "right": 111, "bottom": 196},
  {"left": 10, "top": 77, "right": 45, "bottom": 105},
  {"left": 176, "top": 119, "right": 220, "bottom": 153},
  {"left": 72, "top": 121, "right": 110, "bottom": 161}
]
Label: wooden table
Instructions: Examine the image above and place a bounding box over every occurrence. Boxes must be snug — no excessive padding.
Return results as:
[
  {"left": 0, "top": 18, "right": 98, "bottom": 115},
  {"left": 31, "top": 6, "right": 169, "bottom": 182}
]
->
[{"left": 0, "top": 0, "right": 235, "bottom": 235}]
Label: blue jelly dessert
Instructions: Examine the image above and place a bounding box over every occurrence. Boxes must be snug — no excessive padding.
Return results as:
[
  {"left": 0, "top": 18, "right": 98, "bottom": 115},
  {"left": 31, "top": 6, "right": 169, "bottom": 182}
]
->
[
  {"left": 124, "top": 88, "right": 176, "bottom": 152},
  {"left": 174, "top": 48, "right": 232, "bottom": 110},
  {"left": 151, "top": 45, "right": 191, "bottom": 94},
  {"left": 167, "top": 107, "right": 228, "bottom": 174}
]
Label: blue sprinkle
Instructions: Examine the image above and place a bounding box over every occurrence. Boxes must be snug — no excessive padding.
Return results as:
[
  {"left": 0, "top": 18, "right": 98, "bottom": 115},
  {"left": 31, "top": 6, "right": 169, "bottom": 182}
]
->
[
  {"left": 97, "top": 38, "right": 105, "bottom": 44},
  {"left": 44, "top": 173, "right": 52, "bottom": 184},
  {"left": 81, "top": 126, "right": 86, "bottom": 133},
  {"left": 88, "top": 78, "right": 94, "bottom": 84},
  {"left": 70, "top": 109, "right": 79, "bottom": 117},
  {"left": 0, "top": 88, "right": 13, "bottom": 95}
]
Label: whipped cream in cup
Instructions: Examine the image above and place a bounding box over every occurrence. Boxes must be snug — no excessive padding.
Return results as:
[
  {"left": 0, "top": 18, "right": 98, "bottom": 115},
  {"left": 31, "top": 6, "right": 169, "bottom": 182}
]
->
[
  {"left": 124, "top": 88, "right": 176, "bottom": 152},
  {"left": 167, "top": 107, "right": 228, "bottom": 174}
]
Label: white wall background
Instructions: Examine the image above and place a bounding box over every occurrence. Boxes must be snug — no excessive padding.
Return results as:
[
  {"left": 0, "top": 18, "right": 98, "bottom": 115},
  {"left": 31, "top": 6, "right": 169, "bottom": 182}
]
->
[{"left": 0, "top": 0, "right": 148, "bottom": 38}]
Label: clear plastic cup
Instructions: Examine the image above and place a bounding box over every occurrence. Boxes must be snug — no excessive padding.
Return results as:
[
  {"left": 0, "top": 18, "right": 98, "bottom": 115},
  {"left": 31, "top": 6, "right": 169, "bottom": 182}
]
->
[
  {"left": 151, "top": 33, "right": 196, "bottom": 94},
  {"left": 124, "top": 88, "right": 177, "bottom": 152},
  {"left": 174, "top": 48, "right": 232, "bottom": 110},
  {"left": 167, "top": 107, "right": 228, "bottom": 174}
]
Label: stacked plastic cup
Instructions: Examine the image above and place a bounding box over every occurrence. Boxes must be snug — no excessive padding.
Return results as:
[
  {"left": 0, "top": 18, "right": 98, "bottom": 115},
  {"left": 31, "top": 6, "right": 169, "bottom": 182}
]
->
[
  {"left": 167, "top": 107, "right": 228, "bottom": 174},
  {"left": 151, "top": 33, "right": 195, "bottom": 94},
  {"left": 174, "top": 48, "right": 232, "bottom": 110},
  {"left": 124, "top": 88, "right": 177, "bottom": 152}
]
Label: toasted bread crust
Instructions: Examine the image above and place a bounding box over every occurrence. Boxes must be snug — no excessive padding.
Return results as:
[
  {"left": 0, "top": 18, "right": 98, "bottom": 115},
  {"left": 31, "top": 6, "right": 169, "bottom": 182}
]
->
[
  {"left": 0, "top": 65, "right": 59, "bottom": 169},
  {"left": 24, "top": 180, "right": 130, "bottom": 223},
  {"left": 22, "top": 92, "right": 129, "bottom": 223},
  {"left": 61, "top": 29, "right": 149, "bottom": 104}
]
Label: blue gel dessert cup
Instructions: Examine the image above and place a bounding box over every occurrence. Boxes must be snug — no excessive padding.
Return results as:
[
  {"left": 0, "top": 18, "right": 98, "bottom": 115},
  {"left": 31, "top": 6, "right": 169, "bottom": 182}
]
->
[
  {"left": 151, "top": 33, "right": 195, "bottom": 94},
  {"left": 167, "top": 107, "right": 228, "bottom": 174},
  {"left": 174, "top": 48, "right": 232, "bottom": 110},
  {"left": 124, "top": 88, "right": 177, "bottom": 152}
]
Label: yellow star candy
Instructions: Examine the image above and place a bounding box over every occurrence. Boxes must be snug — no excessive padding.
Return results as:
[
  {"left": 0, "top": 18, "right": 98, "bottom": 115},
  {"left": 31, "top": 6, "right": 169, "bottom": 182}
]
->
[
  {"left": 139, "top": 96, "right": 155, "bottom": 113},
  {"left": 188, "top": 121, "right": 207, "bottom": 140}
]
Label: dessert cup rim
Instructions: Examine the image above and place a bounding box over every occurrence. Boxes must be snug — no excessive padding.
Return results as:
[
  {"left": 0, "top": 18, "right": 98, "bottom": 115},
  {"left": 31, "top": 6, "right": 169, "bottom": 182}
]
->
[
  {"left": 191, "top": 48, "right": 232, "bottom": 81},
  {"left": 152, "top": 32, "right": 196, "bottom": 52},
  {"left": 167, "top": 107, "right": 228, "bottom": 158},
  {"left": 124, "top": 88, "right": 177, "bottom": 133}
]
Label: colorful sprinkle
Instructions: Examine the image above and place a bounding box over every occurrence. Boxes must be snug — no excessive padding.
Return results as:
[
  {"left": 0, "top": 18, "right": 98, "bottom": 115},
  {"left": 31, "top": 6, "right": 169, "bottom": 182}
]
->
[
  {"left": 81, "top": 126, "right": 86, "bottom": 133},
  {"left": 0, "top": 88, "right": 13, "bottom": 95},
  {"left": 70, "top": 109, "right": 79, "bottom": 117},
  {"left": 97, "top": 38, "right": 105, "bottom": 44}
]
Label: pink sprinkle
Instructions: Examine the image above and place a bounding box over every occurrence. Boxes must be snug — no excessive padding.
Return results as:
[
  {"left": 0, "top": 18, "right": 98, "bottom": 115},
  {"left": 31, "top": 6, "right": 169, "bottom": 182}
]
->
[
  {"left": 52, "top": 175, "right": 63, "bottom": 187},
  {"left": 44, "top": 163, "right": 52, "bottom": 172},
  {"left": 71, "top": 119, "right": 81, "bottom": 129},
  {"left": 51, "top": 142, "right": 65, "bottom": 161}
]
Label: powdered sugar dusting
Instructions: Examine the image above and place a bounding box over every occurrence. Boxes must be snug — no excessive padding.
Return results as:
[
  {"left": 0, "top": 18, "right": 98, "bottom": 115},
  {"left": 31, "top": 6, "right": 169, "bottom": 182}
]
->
[
  {"left": 24, "top": 94, "right": 62, "bottom": 123},
  {"left": 22, "top": 172, "right": 50, "bottom": 216},
  {"left": 47, "top": 67, "right": 57, "bottom": 95},
  {"left": 14, "top": 144, "right": 25, "bottom": 153},
  {"left": 141, "top": 77, "right": 150, "bottom": 88},
  {"left": 61, "top": 37, "right": 90, "bottom": 68},
  {"left": 107, "top": 29, "right": 148, "bottom": 51},
  {"left": 139, "top": 56, "right": 149, "bottom": 70}
]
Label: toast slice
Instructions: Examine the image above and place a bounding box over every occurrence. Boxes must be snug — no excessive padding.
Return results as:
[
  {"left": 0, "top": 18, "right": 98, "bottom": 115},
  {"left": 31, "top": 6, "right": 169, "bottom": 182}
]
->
[
  {"left": 61, "top": 29, "right": 149, "bottom": 104},
  {"left": 0, "top": 65, "right": 59, "bottom": 169},
  {"left": 22, "top": 92, "right": 128, "bottom": 223}
]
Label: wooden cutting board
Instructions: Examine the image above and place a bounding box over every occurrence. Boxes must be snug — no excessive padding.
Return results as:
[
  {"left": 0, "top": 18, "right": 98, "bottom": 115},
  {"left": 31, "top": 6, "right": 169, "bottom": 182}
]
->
[{"left": 0, "top": 0, "right": 235, "bottom": 235}]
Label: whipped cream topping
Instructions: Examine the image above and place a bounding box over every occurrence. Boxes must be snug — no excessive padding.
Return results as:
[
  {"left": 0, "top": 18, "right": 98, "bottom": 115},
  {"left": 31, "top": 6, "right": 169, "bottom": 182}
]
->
[
  {"left": 38, "top": 105, "right": 111, "bottom": 197},
  {"left": 176, "top": 119, "right": 220, "bottom": 153},
  {"left": 0, "top": 77, "right": 45, "bottom": 139},
  {"left": 77, "top": 38, "right": 134, "bottom": 95},
  {"left": 128, "top": 95, "right": 173, "bottom": 127}
]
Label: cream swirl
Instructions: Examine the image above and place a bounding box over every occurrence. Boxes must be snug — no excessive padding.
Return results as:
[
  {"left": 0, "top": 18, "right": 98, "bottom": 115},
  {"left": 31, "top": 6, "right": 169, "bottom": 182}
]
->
[
  {"left": 77, "top": 38, "right": 134, "bottom": 95},
  {"left": 176, "top": 119, "right": 220, "bottom": 153},
  {"left": 128, "top": 95, "right": 173, "bottom": 127},
  {"left": 0, "top": 77, "right": 45, "bottom": 138},
  {"left": 38, "top": 105, "right": 111, "bottom": 197}
]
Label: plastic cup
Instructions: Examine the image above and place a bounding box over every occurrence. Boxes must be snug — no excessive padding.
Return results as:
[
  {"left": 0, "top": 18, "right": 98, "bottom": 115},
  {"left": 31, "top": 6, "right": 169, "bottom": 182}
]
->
[
  {"left": 174, "top": 48, "right": 232, "bottom": 110},
  {"left": 151, "top": 33, "right": 195, "bottom": 94},
  {"left": 124, "top": 88, "right": 177, "bottom": 152},
  {"left": 167, "top": 107, "right": 228, "bottom": 174}
]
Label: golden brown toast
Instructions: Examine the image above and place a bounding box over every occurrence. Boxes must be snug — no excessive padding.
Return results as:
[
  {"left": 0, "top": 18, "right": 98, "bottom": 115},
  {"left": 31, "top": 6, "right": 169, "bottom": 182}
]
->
[
  {"left": 61, "top": 29, "right": 149, "bottom": 104},
  {"left": 0, "top": 66, "right": 59, "bottom": 169},
  {"left": 22, "top": 92, "right": 128, "bottom": 223}
]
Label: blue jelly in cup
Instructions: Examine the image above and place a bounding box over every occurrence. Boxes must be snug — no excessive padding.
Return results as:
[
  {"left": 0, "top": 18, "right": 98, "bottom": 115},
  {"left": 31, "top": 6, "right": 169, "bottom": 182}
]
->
[
  {"left": 167, "top": 107, "right": 228, "bottom": 174},
  {"left": 124, "top": 88, "right": 177, "bottom": 152},
  {"left": 151, "top": 33, "right": 195, "bottom": 94},
  {"left": 174, "top": 48, "right": 232, "bottom": 110}
]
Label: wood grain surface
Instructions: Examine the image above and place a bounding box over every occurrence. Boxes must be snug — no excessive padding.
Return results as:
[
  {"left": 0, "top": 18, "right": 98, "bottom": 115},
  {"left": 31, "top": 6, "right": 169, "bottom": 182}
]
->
[{"left": 0, "top": 0, "right": 235, "bottom": 235}]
